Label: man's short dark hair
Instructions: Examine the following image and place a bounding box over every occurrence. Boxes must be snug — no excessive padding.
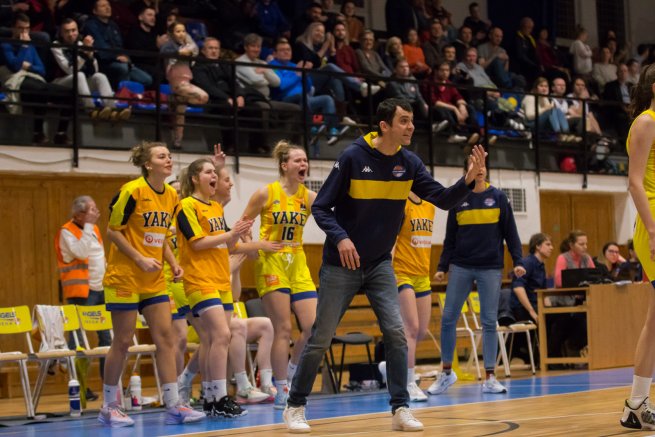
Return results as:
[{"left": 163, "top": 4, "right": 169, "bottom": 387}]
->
[
  {"left": 469, "top": 2, "right": 479, "bottom": 13},
  {"left": 529, "top": 232, "right": 551, "bottom": 254},
  {"left": 13, "top": 13, "right": 29, "bottom": 26},
  {"left": 375, "top": 98, "right": 413, "bottom": 135},
  {"left": 60, "top": 17, "right": 77, "bottom": 28}
]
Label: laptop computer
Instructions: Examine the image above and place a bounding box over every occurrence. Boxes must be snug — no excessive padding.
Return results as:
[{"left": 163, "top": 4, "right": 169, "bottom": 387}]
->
[
  {"left": 615, "top": 261, "right": 641, "bottom": 282},
  {"left": 561, "top": 268, "right": 603, "bottom": 288}
]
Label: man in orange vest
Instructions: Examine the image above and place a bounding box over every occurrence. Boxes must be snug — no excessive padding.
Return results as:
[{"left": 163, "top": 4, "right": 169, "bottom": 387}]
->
[{"left": 55, "top": 195, "right": 111, "bottom": 400}]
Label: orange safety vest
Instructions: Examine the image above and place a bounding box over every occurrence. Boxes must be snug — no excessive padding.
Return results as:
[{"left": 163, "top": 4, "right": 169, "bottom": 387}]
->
[{"left": 54, "top": 220, "right": 103, "bottom": 300}]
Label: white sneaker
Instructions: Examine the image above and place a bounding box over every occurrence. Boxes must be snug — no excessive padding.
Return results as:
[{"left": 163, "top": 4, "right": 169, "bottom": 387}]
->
[
  {"left": 407, "top": 382, "right": 427, "bottom": 402},
  {"left": 274, "top": 385, "right": 289, "bottom": 410},
  {"left": 447, "top": 134, "right": 467, "bottom": 143},
  {"left": 391, "top": 406, "right": 424, "bottom": 431},
  {"left": 283, "top": 405, "right": 311, "bottom": 433},
  {"left": 259, "top": 384, "right": 277, "bottom": 402},
  {"left": 621, "top": 397, "right": 655, "bottom": 430},
  {"left": 236, "top": 386, "right": 270, "bottom": 404},
  {"left": 165, "top": 403, "right": 206, "bottom": 424},
  {"left": 427, "top": 370, "right": 457, "bottom": 395},
  {"left": 482, "top": 375, "right": 507, "bottom": 393},
  {"left": 468, "top": 133, "right": 480, "bottom": 144},
  {"left": 378, "top": 361, "right": 387, "bottom": 384},
  {"left": 341, "top": 116, "right": 358, "bottom": 126},
  {"left": 98, "top": 404, "right": 135, "bottom": 427},
  {"left": 369, "top": 84, "right": 381, "bottom": 96},
  {"left": 431, "top": 120, "right": 449, "bottom": 133}
]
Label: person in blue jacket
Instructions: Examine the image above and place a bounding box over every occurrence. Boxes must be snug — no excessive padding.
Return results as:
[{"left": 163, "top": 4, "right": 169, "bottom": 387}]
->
[
  {"left": 429, "top": 157, "right": 525, "bottom": 396},
  {"left": 282, "top": 97, "right": 487, "bottom": 433}
]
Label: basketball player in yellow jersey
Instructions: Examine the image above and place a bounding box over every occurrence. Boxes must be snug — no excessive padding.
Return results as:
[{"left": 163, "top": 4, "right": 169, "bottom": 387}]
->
[
  {"left": 379, "top": 192, "right": 436, "bottom": 403},
  {"left": 621, "top": 63, "right": 655, "bottom": 431},
  {"left": 242, "top": 140, "right": 318, "bottom": 408},
  {"left": 100, "top": 142, "right": 205, "bottom": 428}
]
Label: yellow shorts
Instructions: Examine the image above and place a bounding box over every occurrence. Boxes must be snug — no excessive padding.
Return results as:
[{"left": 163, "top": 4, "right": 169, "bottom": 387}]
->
[
  {"left": 255, "top": 251, "right": 317, "bottom": 301},
  {"left": 635, "top": 209, "right": 655, "bottom": 281},
  {"left": 187, "top": 289, "right": 234, "bottom": 316},
  {"left": 104, "top": 287, "right": 169, "bottom": 312},
  {"left": 167, "top": 280, "right": 189, "bottom": 319},
  {"left": 396, "top": 274, "right": 432, "bottom": 298}
]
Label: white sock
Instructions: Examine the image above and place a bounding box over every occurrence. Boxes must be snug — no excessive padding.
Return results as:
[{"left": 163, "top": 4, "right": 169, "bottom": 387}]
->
[
  {"left": 102, "top": 384, "right": 119, "bottom": 407},
  {"left": 178, "top": 367, "right": 196, "bottom": 388},
  {"left": 202, "top": 381, "right": 212, "bottom": 401},
  {"left": 213, "top": 379, "right": 227, "bottom": 400},
  {"left": 630, "top": 375, "right": 652, "bottom": 405},
  {"left": 275, "top": 379, "right": 288, "bottom": 394},
  {"left": 260, "top": 368, "right": 273, "bottom": 388},
  {"left": 287, "top": 361, "right": 298, "bottom": 382},
  {"left": 235, "top": 371, "right": 251, "bottom": 391},
  {"left": 162, "top": 382, "right": 179, "bottom": 408},
  {"left": 408, "top": 368, "right": 416, "bottom": 384}
]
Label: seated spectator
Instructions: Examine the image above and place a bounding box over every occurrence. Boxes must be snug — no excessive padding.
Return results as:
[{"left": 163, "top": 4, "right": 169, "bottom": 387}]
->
[
  {"left": 452, "top": 25, "right": 473, "bottom": 62},
  {"left": 268, "top": 38, "right": 343, "bottom": 154},
  {"left": 421, "top": 19, "right": 447, "bottom": 70},
  {"left": 442, "top": 43, "right": 471, "bottom": 86},
  {"left": 333, "top": 21, "right": 360, "bottom": 77},
  {"left": 521, "top": 77, "right": 572, "bottom": 140},
  {"left": 52, "top": 18, "right": 126, "bottom": 120},
  {"left": 356, "top": 30, "right": 391, "bottom": 78},
  {"left": 291, "top": 1, "right": 323, "bottom": 41},
  {"left": 426, "top": 0, "right": 452, "bottom": 21},
  {"left": 626, "top": 58, "right": 640, "bottom": 85},
  {"left": 566, "top": 76, "right": 603, "bottom": 136},
  {"left": 382, "top": 35, "right": 404, "bottom": 72},
  {"left": 593, "top": 241, "right": 626, "bottom": 282},
  {"left": 320, "top": 0, "right": 342, "bottom": 33},
  {"left": 402, "top": 28, "right": 431, "bottom": 78},
  {"left": 160, "top": 21, "right": 208, "bottom": 148},
  {"left": 592, "top": 47, "right": 617, "bottom": 93},
  {"left": 386, "top": 57, "right": 428, "bottom": 120},
  {"left": 569, "top": 27, "right": 593, "bottom": 77},
  {"left": 513, "top": 17, "right": 540, "bottom": 86},
  {"left": 478, "top": 26, "right": 525, "bottom": 90},
  {"left": 462, "top": 2, "right": 490, "bottom": 47},
  {"left": 341, "top": 1, "right": 363, "bottom": 46},
  {"left": 551, "top": 77, "right": 578, "bottom": 130},
  {"left": 439, "top": 12, "right": 457, "bottom": 43},
  {"left": 255, "top": 0, "right": 290, "bottom": 44},
  {"left": 456, "top": 47, "right": 496, "bottom": 89},
  {"left": 125, "top": 6, "right": 167, "bottom": 81},
  {"left": 83, "top": 0, "right": 152, "bottom": 88},
  {"left": 420, "top": 61, "right": 480, "bottom": 144},
  {"left": 634, "top": 44, "right": 651, "bottom": 69},
  {"left": 602, "top": 63, "right": 632, "bottom": 140},
  {"left": 605, "top": 33, "right": 630, "bottom": 66},
  {"left": 0, "top": 13, "right": 71, "bottom": 145},
  {"left": 626, "top": 239, "right": 643, "bottom": 282},
  {"left": 411, "top": 0, "right": 432, "bottom": 41},
  {"left": 536, "top": 27, "right": 570, "bottom": 83},
  {"left": 554, "top": 230, "right": 595, "bottom": 288},
  {"left": 511, "top": 232, "right": 553, "bottom": 323}
]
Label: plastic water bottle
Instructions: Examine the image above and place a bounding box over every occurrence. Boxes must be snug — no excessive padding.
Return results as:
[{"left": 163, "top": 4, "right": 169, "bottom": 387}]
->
[
  {"left": 68, "top": 379, "right": 81, "bottom": 417},
  {"left": 129, "top": 374, "right": 142, "bottom": 410}
]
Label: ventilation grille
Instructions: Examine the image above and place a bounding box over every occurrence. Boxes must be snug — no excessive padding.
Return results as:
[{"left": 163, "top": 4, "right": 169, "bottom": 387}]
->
[
  {"left": 306, "top": 179, "right": 324, "bottom": 192},
  {"left": 501, "top": 188, "right": 527, "bottom": 214}
]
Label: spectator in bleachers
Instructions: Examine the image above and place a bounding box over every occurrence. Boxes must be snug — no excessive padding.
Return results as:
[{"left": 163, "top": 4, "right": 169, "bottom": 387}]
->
[
  {"left": 385, "top": 0, "right": 415, "bottom": 40},
  {"left": 125, "top": 6, "right": 167, "bottom": 81},
  {"left": 320, "top": 0, "right": 342, "bottom": 33},
  {"left": 386, "top": 57, "right": 428, "bottom": 120},
  {"left": 569, "top": 26, "right": 593, "bottom": 77},
  {"left": 340, "top": 1, "right": 362, "bottom": 47},
  {"left": 604, "top": 30, "right": 630, "bottom": 65},
  {"left": 160, "top": 21, "right": 208, "bottom": 148},
  {"left": 513, "top": 17, "right": 541, "bottom": 86},
  {"left": 634, "top": 43, "right": 650, "bottom": 68},
  {"left": 442, "top": 43, "right": 473, "bottom": 88},
  {"left": 453, "top": 25, "right": 473, "bottom": 62},
  {"left": 356, "top": 29, "right": 391, "bottom": 79},
  {"left": 422, "top": 19, "right": 447, "bottom": 70},
  {"left": 291, "top": 1, "right": 322, "bottom": 41},
  {"left": 420, "top": 61, "right": 480, "bottom": 144},
  {"left": 411, "top": 0, "right": 432, "bottom": 41},
  {"left": 536, "top": 27, "right": 570, "bottom": 83},
  {"left": 54, "top": 0, "right": 86, "bottom": 28},
  {"left": 551, "top": 77, "right": 578, "bottom": 131},
  {"left": 425, "top": 0, "right": 451, "bottom": 22},
  {"left": 382, "top": 35, "right": 404, "bottom": 72},
  {"left": 592, "top": 46, "right": 617, "bottom": 93},
  {"left": 602, "top": 63, "right": 632, "bottom": 140},
  {"left": 83, "top": 0, "right": 152, "bottom": 88},
  {"left": 478, "top": 26, "right": 525, "bottom": 90},
  {"left": 567, "top": 76, "right": 602, "bottom": 136},
  {"left": 462, "top": 2, "right": 490, "bottom": 47},
  {"left": 0, "top": 0, "right": 51, "bottom": 70},
  {"left": 456, "top": 47, "right": 496, "bottom": 89},
  {"left": 0, "top": 13, "right": 72, "bottom": 145},
  {"left": 255, "top": 0, "right": 291, "bottom": 44},
  {"left": 51, "top": 18, "right": 127, "bottom": 120},
  {"left": 333, "top": 21, "right": 366, "bottom": 89},
  {"left": 627, "top": 58, "right": 640, "bottom": 85},
  {"left": 521, "top": 77, "right": 572, "bottom": 141},
  {"left": 402, "top": 28, "right": 431, "bottom": 78}
]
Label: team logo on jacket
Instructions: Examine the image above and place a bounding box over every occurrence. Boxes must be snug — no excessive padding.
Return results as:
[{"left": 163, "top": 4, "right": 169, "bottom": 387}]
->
[
  {"left": 484, "top": 197, "right": 496, "bottom": 207},
  {"left": 461, "top": 202, "right": 469, "bottom": 208},
  {"left": 392, "top": 165, "right": 406, "bottom": 177}
]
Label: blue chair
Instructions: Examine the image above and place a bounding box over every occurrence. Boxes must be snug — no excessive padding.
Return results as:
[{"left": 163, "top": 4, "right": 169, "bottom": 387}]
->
[
  {"left": 185, "top": 21, "right": 207, "bottom": 44},
  {"left": 115, "top": 80, "right": 144, "bottom": 109},
  {"left": 160, "top": 83, "right": 204, "bottom": 113}
]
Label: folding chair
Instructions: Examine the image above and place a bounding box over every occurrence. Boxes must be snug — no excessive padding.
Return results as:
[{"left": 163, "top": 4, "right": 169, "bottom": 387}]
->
[
  {"left": 127, "top": 314, "right": 163, "bottom": 403},
  {"left": 0, "top": 306, "right": 36, "bottom": 418},
  {"left": 435, "top": 293, "right": 482, "bottom": 380},
  {"left": 466, "top": 292, "right": 510, "bottom": 377}
]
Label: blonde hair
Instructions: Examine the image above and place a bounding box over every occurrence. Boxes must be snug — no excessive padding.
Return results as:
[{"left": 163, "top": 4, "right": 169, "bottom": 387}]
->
[
  {"left": 273, "top": 140, "right": 306, "bottom": 177},
  {"left": 179, "top": 158, "right": 214, "bottom": 198},
  {"left": 130, "top": 141, "right": 168, "bottom": 177}
]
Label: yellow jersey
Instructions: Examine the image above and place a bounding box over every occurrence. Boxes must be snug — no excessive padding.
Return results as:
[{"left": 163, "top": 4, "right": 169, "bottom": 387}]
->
[
  {"left": 393, "top": 198, "right": 436, "bottom": 277},
  {"left": 104, "top": 177, "right": 178, "bottom": 294},
  {"left": 176, "top": 196, "right": 230, "bottom": 292},
  {"left": 163, "top": 216, "right": 179, "bottom": 284},
  {"left": 259, "top": 181, "right": 310, "bottom": 253},
  {"left": 627, "top": 109, "right": 655, "bottom": 199}
]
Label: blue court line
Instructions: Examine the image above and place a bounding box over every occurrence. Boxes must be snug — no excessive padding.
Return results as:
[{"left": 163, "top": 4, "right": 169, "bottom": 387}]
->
[{"left": 0, "top": 367, "right": 635, "bottom": 437}]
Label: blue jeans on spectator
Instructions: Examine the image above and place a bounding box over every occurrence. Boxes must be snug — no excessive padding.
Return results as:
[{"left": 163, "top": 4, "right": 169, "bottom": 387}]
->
[
  {"left": 282, "top": 93, "right": 339, "bottom": 130},
  {"left": 67, "top": 289, "right": 111, "bottom": 378},
  {"left": 537, "top": 107, "right": 569, "bottom": 133},
  {"left": 310, "top": 63, "right": 362, "bottom": 102},
  {"left": 485, "top": 58, "right": 526, "bottom": 90},
  {"left": 103, "top": 61, "right": 153, "bottom": 89},
  {"left": 288, "top": 260, "right": 409, "bottom": 411},
  {"left": 440, "top": 264, "right": 502, "bottom": 370}
]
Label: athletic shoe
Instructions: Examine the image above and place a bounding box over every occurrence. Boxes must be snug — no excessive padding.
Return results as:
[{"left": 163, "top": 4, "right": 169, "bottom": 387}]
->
[
  {"left": 427, "top": 370, "right": 457, "bottom": 395},
  {"left": 178, "top": 384, "right": 192, "bottom": 406},
  {"left": 482, "top": 375, "right": 507, "bottom": 393},
  {"left": 85, "top": 388, "right": 99, "bottom": 401},
  {"left": 378, "top": 361, "right": 387, "bottom": 384},
  {"left": 431, "top": 120, "right": 449, "bottom": 133},
  {"left": 310, "top": 124, "right": 326, "bottom": 136},
  {"left": 468, "top": 133, "right": 480, "bottom": 144},
  {"left": 98, "top": 404, "right": 135, "bottom": 427},
  {"left": 391, "top": 406, "right": 424, "bottom": 431},
  {"left": 341, "top": 116, "right": 358, "bottom": 126},
  {"left": 274, "top": 385, "right": 289, "bottom": 410},
  {"left": 203, "top": 399, "right": 216, "bottom": 417},
  {"left": 283, "top": 405, "right": 311, "bottom": 433},
  {"left": 259, "top": 384, "right": 277, "bottom": 402},
  {"left": 360, "top": 82, "right": 381, "bottom": 98},
  {"left": 215, "top": 395, "right": 248, "bottom": 418},
  {"left": 236, "top": 386, "right": 270, "bottom": 404},
  {"left": 165, "top": 403, "right": 206, "bottom": 424},
  {"left": 327, "top": 127, "right": 340, "bottom": 146},
  {"left": 407, "top": 382, "right": 427, "bottom": 402},
  {"left": 447, "top": 134, "right": 467, "bottom": 143},
  {"left": 621, "top": 397, "right": 655, "bottom": 430}
]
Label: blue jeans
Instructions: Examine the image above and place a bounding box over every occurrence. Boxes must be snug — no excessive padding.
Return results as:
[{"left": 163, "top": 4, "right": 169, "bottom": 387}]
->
[
  {"left": 288, "top": 260, "right": 409, "bottom": 411},
  {"left": 103, "top": 61, "right": 153, "bottom": 89},
  {"left": 440, "top": 264, "right": 502, "bottom": 370},
  {"left": 537, "top": 107, "right": 569, "bottom": 133},
  {"left": 310, "top": 63, "right": 361, "bottom": 102},
  {"left": 282, "top": 93, "right": 338, "bottom": 130}
]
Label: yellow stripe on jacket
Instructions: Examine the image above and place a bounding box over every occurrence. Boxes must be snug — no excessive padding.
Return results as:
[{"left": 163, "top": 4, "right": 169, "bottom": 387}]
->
[{"left": 456, "top": 208, "right": 500, "bottom": 226}]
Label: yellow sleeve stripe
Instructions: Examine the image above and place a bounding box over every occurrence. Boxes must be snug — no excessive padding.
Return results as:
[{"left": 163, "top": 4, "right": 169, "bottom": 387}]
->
[
  {"left": 349, "top": 179, "right": 413, "bottom": 200},
  {"left": 456, "top": 208, "right": 500, "bottom": 226}
]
